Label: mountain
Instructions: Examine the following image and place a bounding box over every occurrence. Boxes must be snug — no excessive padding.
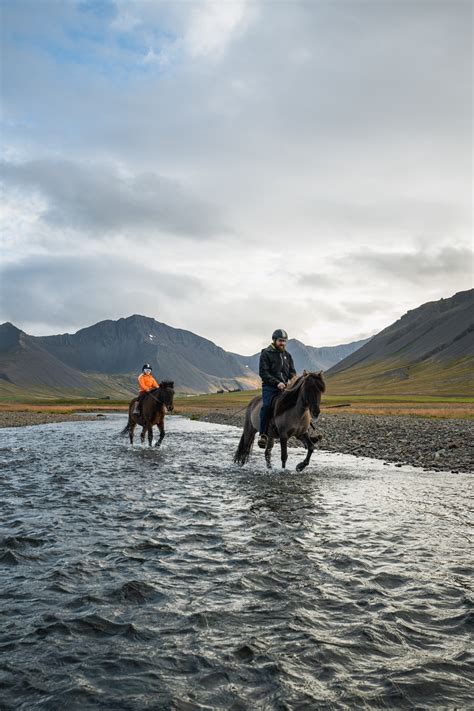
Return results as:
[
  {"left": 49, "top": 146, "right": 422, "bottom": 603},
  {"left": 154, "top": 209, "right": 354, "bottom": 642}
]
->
[
  {"left": 326, "top": 289, "right": 474, "bottom": 396},
  {"left": 0, "top": 315, "right": 371, "bottom": 399},
  {"left": 0, "top": 316, "right": 260, "bottom": 398},
  {"left": 8, "top": 294, "right": 466, "bottom": 400},
  {"left": 232, "top": 337, "right": 369, "bottom": 374},
  {"left": 0, "top": 322, "right": 142, "bottom": 398}
]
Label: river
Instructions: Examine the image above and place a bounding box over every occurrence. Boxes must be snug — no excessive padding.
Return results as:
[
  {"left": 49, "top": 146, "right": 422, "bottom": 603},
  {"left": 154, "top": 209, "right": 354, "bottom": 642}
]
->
[{"left": 1, "top": 415, "right": 472, "bottom": 709}]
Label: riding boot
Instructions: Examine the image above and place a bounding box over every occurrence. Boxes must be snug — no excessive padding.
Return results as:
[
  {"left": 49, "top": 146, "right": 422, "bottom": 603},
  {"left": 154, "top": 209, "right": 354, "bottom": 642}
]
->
[
  {"left": 132, "top": 398, "right": 141, "bottom": 416},
  {"left": 258, "top": 412, "right": 271, "bottom": 448}
]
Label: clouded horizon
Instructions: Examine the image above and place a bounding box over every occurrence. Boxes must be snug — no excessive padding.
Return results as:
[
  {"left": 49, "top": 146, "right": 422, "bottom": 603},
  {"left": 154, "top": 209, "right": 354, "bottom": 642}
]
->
[{"left": 1, "top": 0, "right": 472, "bottom": 353}]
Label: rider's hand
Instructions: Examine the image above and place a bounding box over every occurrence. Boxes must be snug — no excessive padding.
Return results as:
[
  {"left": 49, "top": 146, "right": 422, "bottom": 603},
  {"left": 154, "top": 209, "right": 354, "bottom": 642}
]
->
[{"left": 277, "top": 382, "right": 286, "bottom": 391}]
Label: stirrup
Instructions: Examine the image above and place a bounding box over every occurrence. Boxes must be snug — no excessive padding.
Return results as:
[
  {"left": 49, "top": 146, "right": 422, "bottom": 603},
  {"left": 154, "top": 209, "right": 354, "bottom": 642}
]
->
[{"left": 257, "top": 433, "right": 268, "bottom": 449}]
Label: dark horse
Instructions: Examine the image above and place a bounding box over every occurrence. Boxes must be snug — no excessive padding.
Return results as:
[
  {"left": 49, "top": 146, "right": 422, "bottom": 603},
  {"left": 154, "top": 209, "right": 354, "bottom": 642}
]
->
[
  {"left": 234, "top": 371, "right": 326, "bottom": 471},
  {"left": 120, "top": 382, "right": 175, "bottom": 447}
]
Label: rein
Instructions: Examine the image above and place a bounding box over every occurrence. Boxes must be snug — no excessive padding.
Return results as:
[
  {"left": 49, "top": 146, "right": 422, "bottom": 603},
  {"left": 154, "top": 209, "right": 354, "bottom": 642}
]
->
[
  {"left": 225, "top": 403, "right": 252, "bottom": 424},
  {"left": 144, "top": 387, "right": 172, "bottom": 410}
]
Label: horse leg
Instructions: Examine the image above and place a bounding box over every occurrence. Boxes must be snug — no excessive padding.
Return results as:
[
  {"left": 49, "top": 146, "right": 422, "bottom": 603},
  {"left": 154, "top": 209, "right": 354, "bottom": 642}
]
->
[
  {"left": 147, "top": 423, "right": 153, "bottom": 447},
  {"left": 140, "top": 426, "right": 146, "bottom": 445},
  {"left": 264, "top": 436, "right": 274, "bottom": 469},
  {"left": 280, "top": 436, "right": 288, "bottom": 469},
  {"left": 296, "top": 432, "right": 315, "bottom": 472},
  {"left": 155, "top": 420, "right": 165, "bottom": 448},
  {"left": 129, "top": 421, "right": 136, "bottom": 445}
]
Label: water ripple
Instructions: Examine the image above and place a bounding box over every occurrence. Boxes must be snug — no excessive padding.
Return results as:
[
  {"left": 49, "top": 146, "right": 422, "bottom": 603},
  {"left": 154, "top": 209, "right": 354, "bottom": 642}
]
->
[{"left": 0, "top": 415, "right": 472, "bottom": 709}]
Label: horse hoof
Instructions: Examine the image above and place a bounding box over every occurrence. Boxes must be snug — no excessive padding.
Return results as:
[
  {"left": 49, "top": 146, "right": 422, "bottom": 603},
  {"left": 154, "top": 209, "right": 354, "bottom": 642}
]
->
[{"left": 296, "top": 463, "right": 306, "bottom": 472}]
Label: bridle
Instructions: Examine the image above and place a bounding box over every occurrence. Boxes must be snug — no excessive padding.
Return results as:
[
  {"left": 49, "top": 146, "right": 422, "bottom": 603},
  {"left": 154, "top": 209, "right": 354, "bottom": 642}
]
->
[{"left": 145, "top": 386, "right": 174, "bottom": 413}]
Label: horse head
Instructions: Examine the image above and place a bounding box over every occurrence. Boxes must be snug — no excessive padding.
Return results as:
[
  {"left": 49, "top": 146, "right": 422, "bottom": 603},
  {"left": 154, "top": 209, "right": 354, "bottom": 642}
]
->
[
  {"left": 301, "top": 370, "right": 325, "bottom": 420},
  {"left": 159, "top": 381, "right": 175, "bottom": 412}
]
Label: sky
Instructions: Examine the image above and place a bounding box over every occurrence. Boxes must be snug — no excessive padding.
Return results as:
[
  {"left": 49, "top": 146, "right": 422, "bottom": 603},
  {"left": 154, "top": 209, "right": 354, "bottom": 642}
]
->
[{"left": 1, "top": 0, "right": 472, "bottom": 354}]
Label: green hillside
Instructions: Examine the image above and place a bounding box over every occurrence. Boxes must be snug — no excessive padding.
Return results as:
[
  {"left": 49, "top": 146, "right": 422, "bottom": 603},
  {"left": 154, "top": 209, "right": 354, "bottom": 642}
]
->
[{"left": 326, "top": 356, "right": 473, "bottom": 397}]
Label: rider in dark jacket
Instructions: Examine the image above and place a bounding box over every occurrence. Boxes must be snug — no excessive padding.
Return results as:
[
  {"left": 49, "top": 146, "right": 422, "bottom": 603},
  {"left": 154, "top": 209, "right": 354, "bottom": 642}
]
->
[{"left": 258, "top": 329, "right": 296, "bottom": 447}]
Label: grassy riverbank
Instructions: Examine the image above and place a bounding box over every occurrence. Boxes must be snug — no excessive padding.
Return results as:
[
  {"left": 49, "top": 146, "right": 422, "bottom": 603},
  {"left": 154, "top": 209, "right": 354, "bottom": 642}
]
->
[
  {"left": 175, "top": 391, "right": 474, "bottom": 420},
  {"left": 0, "top": 391, "right": 473, "bottom": 428},
  {"left": 15, "top": 390, "right": 468, "bottom": 419}
]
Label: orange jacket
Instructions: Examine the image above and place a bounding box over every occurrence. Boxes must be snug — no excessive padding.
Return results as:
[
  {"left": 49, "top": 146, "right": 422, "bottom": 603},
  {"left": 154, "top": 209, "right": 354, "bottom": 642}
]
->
[{"left": 138, "top": 372, "right": 159, "bottom": 393}]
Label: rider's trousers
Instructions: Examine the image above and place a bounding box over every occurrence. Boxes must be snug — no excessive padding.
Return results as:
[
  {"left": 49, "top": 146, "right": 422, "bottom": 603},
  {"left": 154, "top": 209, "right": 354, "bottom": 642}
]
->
[{"left": 259, "top": 384, "right": 280, "bottom": 435}]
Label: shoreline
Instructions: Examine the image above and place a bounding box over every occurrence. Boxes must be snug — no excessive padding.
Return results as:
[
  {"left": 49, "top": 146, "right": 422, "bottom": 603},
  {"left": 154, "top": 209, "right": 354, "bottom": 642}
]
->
[
  {"left": 1, "top": 409, "right": 472, "bottom": 474},
  {"left": 196, "top": 410, "right": 473, "bottom": 474},
  {"left": 0, "top": 412, "right": 101, "bottom": 428}
]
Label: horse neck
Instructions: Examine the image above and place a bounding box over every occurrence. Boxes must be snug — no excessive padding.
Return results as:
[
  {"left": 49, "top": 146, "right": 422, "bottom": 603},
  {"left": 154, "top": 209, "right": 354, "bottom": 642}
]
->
[{"left": 297, "top": 380, "right": 319, "bottom": 413}]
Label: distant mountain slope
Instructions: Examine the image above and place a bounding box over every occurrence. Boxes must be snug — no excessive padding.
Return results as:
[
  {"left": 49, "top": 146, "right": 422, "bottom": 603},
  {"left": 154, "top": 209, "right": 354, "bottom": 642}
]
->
[
  {"left": 0, "top": 322, "right": 133, "bottom": 398},
  {"left": 36, "top": 315, "right": 259, "bottom": 394},
  {"left": 233, "top": 337, "right": 369, "bottom": 374},
  {"left": 326, "top": 290, "right": 474, "bottom": 396},
  {"left": 0, "top": 316, "right": 260, "bottom": 397},
  {"left": 3, "top": 293, "right": 469, "bottom": 399}
]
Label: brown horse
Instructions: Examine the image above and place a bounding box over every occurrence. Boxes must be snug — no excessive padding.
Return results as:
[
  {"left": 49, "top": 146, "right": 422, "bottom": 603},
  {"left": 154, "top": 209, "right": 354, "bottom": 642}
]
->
[
  {"left": 234, "top": 372, "right": 326, "bottom": 471},
  {"left": 120, "top": 382, "right": 175, "bottom": 447}
]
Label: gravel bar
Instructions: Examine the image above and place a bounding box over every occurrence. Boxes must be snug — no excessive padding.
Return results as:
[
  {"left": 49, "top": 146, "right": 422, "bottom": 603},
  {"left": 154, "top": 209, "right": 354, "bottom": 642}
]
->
[
  {"left": 197, "top": 411, "right": 473, "bottom": 474},
  {"left": 0, "top": 412, "right": 100, "bottom": 428}
]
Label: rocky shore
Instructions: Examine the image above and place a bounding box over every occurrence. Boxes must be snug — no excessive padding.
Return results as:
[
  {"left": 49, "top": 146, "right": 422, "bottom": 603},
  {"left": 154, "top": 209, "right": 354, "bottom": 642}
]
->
[
  {"left": 1, "top": 409, "right": 471, "bottom": 473},
  {"left": 198, "top": 411, "right": 473, "bottom": 474},
  {"left": 0, "top": 412, "right": 99, "bottom": 428}
]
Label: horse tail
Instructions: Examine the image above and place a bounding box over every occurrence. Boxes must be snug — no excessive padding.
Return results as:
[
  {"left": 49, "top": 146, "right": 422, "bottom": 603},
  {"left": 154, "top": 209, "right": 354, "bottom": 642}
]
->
[
  {"left": 119, "top": 408, "right": 134, "bottom": 437},
  {"left": 119, "top": 421, "right": 131, "bottom": 436},
  {"left": 234, "top": 403, "right": 256, "bottom": 466}
]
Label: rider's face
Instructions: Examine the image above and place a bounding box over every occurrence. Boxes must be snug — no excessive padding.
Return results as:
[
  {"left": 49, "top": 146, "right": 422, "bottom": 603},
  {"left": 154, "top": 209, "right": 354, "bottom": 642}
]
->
[
  {"left": 275, "top": 338, "right": 286, "bottom": 351},
  {"left": 144, "top": 369, "right": 151, "bottom": 375}
]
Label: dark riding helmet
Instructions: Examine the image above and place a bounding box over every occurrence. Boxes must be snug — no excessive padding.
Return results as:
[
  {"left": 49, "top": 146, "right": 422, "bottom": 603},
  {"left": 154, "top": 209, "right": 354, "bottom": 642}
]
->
[
  {"left": 272, "top": 329, "right": 288, "bottom": 341},
  {"left": 142, "top": 363, "right": 152, "bottom": 371}
]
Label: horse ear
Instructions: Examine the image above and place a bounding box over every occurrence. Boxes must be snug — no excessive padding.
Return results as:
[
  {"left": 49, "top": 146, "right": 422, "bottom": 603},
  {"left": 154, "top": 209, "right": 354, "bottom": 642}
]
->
[{"left": 303, "top": 369, "right": 308, "bottom": 376}]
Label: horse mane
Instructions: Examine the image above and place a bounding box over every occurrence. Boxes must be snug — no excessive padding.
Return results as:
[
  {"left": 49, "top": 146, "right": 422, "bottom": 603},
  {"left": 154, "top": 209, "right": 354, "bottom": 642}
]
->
[
  {"left": 158, "top": 381, "right": 174, "bottom": 390},
  {"left": 274, "top": 372, "right": 325, "bottom": 416}
]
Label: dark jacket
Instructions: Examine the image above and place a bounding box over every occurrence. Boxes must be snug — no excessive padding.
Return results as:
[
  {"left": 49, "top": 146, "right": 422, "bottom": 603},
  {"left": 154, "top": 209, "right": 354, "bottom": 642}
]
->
[{"left": 259, "top": 344, "right": 296, "bottom": 387}]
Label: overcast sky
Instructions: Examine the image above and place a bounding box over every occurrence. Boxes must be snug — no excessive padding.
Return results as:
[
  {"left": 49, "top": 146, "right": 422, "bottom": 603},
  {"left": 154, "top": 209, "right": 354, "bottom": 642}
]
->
[{"left": 1, "top": 0, "right": 472, "bottom": 353}]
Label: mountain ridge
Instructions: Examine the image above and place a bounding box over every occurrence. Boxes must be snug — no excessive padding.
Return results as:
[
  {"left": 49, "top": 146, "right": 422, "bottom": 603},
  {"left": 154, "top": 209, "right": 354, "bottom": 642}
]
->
[
  {"left": 326, "top": 289, "right": 474, "bottom": 395},
  {"left": 232, "top": 337, "right": 370, "bottom": 374},
  {"left": 0, "top": 315, "right": 366, "bottom": 397}
]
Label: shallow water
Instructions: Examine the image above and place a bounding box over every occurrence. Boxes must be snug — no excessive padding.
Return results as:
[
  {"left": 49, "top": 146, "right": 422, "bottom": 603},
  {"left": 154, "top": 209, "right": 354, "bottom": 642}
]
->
[{"left": 0, "top": 415, "right": 472, "bottom": 710}]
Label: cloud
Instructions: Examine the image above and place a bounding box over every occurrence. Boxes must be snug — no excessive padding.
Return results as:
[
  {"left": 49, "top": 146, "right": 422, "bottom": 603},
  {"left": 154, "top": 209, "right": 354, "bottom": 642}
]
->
[
  {"left": 0, "top": 1, "right": 472, "bottom": 350},
  {"left": 183, "top": 1, "right": 255, "bottom": 58},
  {"left": 0, "top": 255, "right": 205, "bottom": 334},
  {"left": 338, "top": 245, "right": 473, "bottom": 285},
  {"left": 297, "top": 273, "right": 339, "bottom": 289},
  {"left": 1, "top": 159, "right": 229, "bottom": 240}
]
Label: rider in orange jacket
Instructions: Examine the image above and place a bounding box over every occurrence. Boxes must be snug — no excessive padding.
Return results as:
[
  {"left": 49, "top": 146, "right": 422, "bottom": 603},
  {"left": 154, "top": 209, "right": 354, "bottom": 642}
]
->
[
  {"left": 133, "top": 364, "right": 159, "bottom": 415},
  {"left": 138, "top": 364, "right": 159, "bottom": 393}
]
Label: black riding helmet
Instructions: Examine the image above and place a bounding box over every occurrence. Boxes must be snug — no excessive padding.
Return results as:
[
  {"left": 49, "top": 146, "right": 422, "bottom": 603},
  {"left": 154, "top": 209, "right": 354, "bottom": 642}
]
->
[
  {"left": 272, "top": 329, "right": 288, "bottom": 341},
  {"left": 142, "top": 363, "right": 152, "bottom": 371}
]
